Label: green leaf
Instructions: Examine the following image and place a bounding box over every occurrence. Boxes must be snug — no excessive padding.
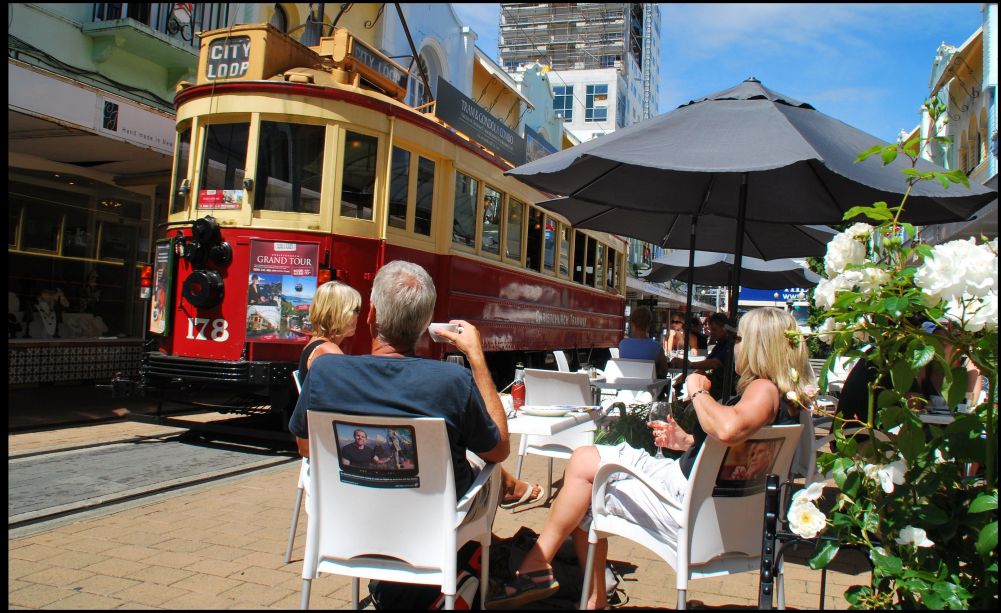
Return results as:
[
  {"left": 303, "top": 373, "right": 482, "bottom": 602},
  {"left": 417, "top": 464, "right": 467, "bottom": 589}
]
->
[
  {"left": 843, "top": 205, "right": 893, "bottom": 222},
  {"left": 854, "top": 145, "right": 884, "bottom": 163},
  {"left": 916, "top": 503, "right": 950, "bottom": 526},
  {"left": 976, "top": 521, "right": 997, "bottom": 556},
  {"left": 833, "top": 291, "right": 861, "bottom": 309},
  {"left": 809, "top": 540, "right": 840, "bottom": 569},
  {"left": 969, "top": 492, "right": 998, "bottom": 514},
  {"left": 935, "top": 172, "right": 951, "bottom": 189},
  {"left": 871, "top": 548, "right": 904, "bottom": 576},
  {"left": 897, "top": 421, "right": 924, "bottom": 463},
  {"left": 944, "top": 365, "right": 968, "bottom": 409},
  {"left": 891, "top": 360, "right": 915, "bottom": 393},
  {"left": 908, "top": 342, "right": 936, "bottom": 370},
  {"left": 880, "top": 146, "right": 899, "bottom": 165}
]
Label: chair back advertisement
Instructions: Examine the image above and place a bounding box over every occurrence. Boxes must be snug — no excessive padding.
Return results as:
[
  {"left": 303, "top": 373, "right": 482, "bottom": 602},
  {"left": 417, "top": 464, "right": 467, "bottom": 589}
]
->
[
  {"left": 332, "top": 421, "right": 419, "bottom": 488},
  {"left": 712, "top": 436, "right": 783, "bottom": 497}
]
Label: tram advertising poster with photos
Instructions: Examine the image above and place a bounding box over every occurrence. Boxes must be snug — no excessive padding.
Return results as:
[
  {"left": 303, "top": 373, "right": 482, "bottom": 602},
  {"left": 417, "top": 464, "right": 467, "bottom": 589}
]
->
[
  {"left": 149, "top": 240, "right": 175, "bottom": 336},
  {"left": 246, "top": 240, "right": 319, "bottom": 342}
]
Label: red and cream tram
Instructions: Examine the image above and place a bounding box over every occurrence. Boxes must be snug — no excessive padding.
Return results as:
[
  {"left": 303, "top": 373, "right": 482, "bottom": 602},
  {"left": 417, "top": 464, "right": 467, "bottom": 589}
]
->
[{"left": 140, "top": 24, "right": 626, "bottom": 421}]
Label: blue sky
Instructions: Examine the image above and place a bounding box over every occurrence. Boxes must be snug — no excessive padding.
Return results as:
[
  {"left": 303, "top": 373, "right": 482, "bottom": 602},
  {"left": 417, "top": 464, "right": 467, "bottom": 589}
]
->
[{"left": 452, "top": 3, "right": 985, "bottom": 143}]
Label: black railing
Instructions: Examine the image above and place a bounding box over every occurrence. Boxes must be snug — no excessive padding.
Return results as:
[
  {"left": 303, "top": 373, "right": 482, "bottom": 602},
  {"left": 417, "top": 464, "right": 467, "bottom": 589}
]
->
[{"left": 91, "top": 3, "right": 230, "bottom": 48}]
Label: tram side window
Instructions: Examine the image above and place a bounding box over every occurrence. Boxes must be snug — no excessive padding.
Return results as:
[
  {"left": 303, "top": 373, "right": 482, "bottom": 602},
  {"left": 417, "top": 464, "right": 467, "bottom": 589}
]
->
[
  {"left": 585, "top": 237, "right": 597, "bottom": 287},
  {"left": 254, "top": 122, "right": 323, "bottom": 213},
  {"left": 414, "top": 157, "right": 434, "bottom": 236},
  {"left": 389, "top": 147, "right": 410, "bottom": 230},
  {"left": 453, "top": 172, "right": 477, "bottom": 247},
  {"left": 482, "top": 186, "right": 501, "bottom": 256},
  {"left": 543, "top": 217, "right": 557, "bottom": 272},
  {"left": 526, "top": 207, "right": 544, "bottom": 272},
  {"left": 595, "top": 242, "right": 605, "bottom": 289},
  {"left": 573, "top": 231, "right": 587, "bottom": 284},
  {"left": 559, "top": 224, "right": 571, "bottom": 276},
  {"left": 506, "top": 199, "right": 524, "bottom": 261},
  {"left": 199, "top": 123, "right": 249, "bottom": 200},
  {"left": 340, "top": 131, "right": 378, "bottom": 220},
  {"left": 607, "top": 248, "right": 619, "bottom": 291},
  {"left": 170, "top": 126, "right": 192, "bottom": 214}
]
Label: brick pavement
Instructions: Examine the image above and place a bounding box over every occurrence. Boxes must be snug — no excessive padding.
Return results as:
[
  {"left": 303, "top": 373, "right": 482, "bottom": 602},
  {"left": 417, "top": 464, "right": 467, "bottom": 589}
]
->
[{"left": 9, "top": 422, "right": 868, "bottom": 610}]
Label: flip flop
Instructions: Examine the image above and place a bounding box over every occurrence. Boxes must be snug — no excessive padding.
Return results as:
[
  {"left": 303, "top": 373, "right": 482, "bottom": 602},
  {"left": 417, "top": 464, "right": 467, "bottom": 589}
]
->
[
  {"left": 499, "top": 482, "right": 546, "bottom": 509},
  {"left": 488, "top": 568, "right": 559, "bottom": 609}
]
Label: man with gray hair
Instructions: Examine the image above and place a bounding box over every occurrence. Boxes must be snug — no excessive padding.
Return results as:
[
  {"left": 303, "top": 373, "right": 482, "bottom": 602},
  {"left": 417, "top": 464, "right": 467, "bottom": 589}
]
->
[{"left": 289, "top": 260, "right": 510, "bottom": 497}]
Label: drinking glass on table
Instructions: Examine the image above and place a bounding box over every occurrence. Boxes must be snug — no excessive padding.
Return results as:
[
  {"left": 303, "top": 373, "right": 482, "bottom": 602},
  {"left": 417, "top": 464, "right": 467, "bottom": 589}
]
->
[{"left": 647, "top": 401, "right": 672, "bottom": 459}]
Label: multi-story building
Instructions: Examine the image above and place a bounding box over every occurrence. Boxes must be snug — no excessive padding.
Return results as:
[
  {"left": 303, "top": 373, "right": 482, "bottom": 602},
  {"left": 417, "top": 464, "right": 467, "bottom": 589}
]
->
[
  {"left": 499, "top": 3, "right": 661, "bottom": 141},
  {"left": 917, "top": 3, "right": 997, "bottom": 244}
]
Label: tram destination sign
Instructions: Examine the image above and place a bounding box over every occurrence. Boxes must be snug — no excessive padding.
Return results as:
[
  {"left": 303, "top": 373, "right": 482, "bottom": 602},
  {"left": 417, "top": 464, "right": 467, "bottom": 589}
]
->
[
  {"left": 206, "top": 36, "right": 251, "bottom": 80},
  {"left": 435, "top": 77, "right": 526, "bottom": 166}
]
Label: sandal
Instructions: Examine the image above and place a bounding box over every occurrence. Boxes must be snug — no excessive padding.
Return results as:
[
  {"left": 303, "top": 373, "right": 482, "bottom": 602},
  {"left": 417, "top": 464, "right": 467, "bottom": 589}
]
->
[
  {"left": 499, "top": 482, "right": 546, "bottom": 509},
  {"left": 489, "top": 568, "right": 559, "bottom": 609}
]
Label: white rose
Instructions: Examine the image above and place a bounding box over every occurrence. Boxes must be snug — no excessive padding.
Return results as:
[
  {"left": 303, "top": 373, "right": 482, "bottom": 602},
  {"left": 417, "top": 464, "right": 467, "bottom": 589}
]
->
[
  {"left": 857, "top": 267, "right": 890, "bottom": 295},
  {"left": 786, "top": 390, "right": 799, "bottom": 403},
  {"left": 852, "top": 317, "right": 871, "bottom": 343},
  {"left": 863, "top": 460, "right": 906, "bottom": 494},
  {"left": 790, "top": 481, "right": 825, "bottom": 505},
  {"left": 943, "top": 292, "right": 998, "bottom": 333},
  {"left": 824, "top": 232, "right": 868, "bottom": 277},
  {"left": 788, "top": 500, "right": 827, "bottom": 538},
  {"left": 915, "top": 238, "right": 998, "bottom": 303},
  {"left": 813, "top": 273, "right": 858, "bottom": 310},
  {"left": 817, "top": 317, "right": 843, "bottom": 344},
  {"left": 895, "top": 525, "right": 934, "bottom": 548},
  {"left": 845, "top": 222, "right": 874, "bottom": 241}
]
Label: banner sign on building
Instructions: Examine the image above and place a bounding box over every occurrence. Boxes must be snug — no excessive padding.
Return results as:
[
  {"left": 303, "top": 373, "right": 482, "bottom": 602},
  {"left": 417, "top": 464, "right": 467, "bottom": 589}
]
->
[
  {"left": 738, "top": 287, "right": 810, "bottom": 303},
  {"left": 435, "top": 77, "right": 526, "bottom": 166},
  {"left": 524, "top": 125, "right": 558, "bottom": 162},
  {"left": 246, "top": 241, "right": 320, "bottom": 342}
]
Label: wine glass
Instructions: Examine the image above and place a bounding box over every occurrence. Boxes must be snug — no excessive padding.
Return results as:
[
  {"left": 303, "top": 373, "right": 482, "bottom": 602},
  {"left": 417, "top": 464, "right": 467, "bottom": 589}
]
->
[{"left": 647, "top": 401, "right": 672, "bottom": 459}]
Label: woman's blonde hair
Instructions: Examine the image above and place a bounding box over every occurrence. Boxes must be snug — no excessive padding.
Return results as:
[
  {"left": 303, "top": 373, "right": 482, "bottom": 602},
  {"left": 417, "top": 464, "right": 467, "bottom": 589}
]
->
[
  {"left": 309, "top": 281, "right": 362, "bottom": 340},
  {"left": 734, "top": 307, "right": 814, "bottom": 414}
]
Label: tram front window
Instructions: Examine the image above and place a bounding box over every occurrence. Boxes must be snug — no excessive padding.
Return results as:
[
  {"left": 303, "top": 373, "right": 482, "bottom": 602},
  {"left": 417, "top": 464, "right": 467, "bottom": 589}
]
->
[
  {"left": 200, "top": 123, "right": 248, "bottom": 199},
  {"left": 340, "top": 131, "right": 378, "bottom": 220},
  {"left": 254, "top": 122, "right": 323, "bottom": 213},
  {"left": 170, "top": 126, "right": 191, "bottom": 214}
]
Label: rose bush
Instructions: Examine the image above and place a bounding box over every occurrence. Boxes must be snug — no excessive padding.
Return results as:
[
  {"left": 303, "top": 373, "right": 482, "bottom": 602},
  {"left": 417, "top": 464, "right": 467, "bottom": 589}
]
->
[{"left": 789, "top": 100, "right": 998, "bottom": 610}]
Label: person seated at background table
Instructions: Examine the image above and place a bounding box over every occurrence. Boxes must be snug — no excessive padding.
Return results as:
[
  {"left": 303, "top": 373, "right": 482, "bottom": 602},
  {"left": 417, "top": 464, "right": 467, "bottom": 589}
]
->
[
  {"left": 289, "top": 260, "right": 540, "bottom": 505},
  {"left": 663, "top": 313, "right": 702, "bottom": 358},
  {"left": 618, "top": 305, "right": 669, "bottom": 379},
  {"left": 490, "top": 307, "right": 813, "bottom": 609}
]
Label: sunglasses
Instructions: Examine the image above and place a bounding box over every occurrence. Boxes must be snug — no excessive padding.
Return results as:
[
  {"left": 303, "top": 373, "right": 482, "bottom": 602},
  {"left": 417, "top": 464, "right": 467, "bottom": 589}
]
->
[{"left": 671, "top": 320, "right": 684, "bottom": 324}]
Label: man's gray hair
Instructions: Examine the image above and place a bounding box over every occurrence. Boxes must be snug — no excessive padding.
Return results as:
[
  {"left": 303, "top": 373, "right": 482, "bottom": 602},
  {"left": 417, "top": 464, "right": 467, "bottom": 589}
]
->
[{"left": 370, "top": 260, "right": 436, "bottom": 350}]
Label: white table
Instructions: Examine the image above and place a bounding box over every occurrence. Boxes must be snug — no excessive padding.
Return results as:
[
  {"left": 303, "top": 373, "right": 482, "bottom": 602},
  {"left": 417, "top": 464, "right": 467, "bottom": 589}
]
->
[{"left": 506, "top": 409, "right": 600, "bottom": 436}]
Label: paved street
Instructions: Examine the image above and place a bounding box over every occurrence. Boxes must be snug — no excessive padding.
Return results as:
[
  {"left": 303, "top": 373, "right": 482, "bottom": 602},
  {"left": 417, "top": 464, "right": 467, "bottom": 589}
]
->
[{"left": 8, "top": 401, "right": 868, "bottom": 610}]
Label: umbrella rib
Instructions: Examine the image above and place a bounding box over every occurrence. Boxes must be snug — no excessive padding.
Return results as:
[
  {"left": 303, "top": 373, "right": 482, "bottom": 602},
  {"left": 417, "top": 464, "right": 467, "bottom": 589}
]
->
[
  {"left": 787, "top": 224, "right": 827, "bottom": 252},
  {"left": 804, "top": 159, "right": 846, "bottom": 220},
  {"left": 569, "top": 161, "right": 625, "bottom": 200}
]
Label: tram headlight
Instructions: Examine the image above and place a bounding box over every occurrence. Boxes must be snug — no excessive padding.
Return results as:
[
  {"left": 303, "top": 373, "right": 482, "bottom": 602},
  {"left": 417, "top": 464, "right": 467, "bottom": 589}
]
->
[
  {"left": 183, "top": 216, "right": 232, "bottom": 267},
  {"left": 182, "top": 269, "right": 225, "bottom": 309}
]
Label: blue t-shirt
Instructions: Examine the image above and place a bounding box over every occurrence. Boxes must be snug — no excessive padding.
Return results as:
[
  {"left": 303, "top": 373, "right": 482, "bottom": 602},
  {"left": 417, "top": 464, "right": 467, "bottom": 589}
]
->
[
  {"left": 619, "top": 337, "right": 662, "bottom": 361},
  {"left": 289, "top": 354, "right": 500, "bottom": 496}
]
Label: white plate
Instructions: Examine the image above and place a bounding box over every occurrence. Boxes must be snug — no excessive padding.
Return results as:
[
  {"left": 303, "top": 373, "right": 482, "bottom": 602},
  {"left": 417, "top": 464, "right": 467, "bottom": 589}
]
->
[{"left": 520, "top": 406, "right": 572, "bottom": 417}]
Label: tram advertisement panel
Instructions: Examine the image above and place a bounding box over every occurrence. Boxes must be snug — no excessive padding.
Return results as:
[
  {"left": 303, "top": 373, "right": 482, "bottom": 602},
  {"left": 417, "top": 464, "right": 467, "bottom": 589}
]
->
[
  {"left": 149, "top": 240, "right": 175, "bottom": 335},
  {"left": 246, "top": 240, "right": 319, "bottom": 342}
]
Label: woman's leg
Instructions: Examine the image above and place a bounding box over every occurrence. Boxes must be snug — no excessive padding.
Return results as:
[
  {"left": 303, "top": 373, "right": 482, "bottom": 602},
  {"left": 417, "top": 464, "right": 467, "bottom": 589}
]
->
[
  {"left": 516, "top": 446, "right": 601, "bottom": 573},
  {"left": 572, "top": 529, "right": 609, "bottom": 610}
]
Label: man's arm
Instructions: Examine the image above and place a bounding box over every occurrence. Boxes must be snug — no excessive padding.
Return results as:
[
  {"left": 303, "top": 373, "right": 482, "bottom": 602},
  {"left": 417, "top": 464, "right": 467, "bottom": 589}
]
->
[{"left": 437, "top": 320, "right": 510, "bottom": 463}]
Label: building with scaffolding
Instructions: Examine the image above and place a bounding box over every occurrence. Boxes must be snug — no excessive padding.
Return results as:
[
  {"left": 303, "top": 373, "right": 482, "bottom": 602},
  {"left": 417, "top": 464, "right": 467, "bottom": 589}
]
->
[{"left": 498, "top": 3, "right": 661, "bottom": 142}]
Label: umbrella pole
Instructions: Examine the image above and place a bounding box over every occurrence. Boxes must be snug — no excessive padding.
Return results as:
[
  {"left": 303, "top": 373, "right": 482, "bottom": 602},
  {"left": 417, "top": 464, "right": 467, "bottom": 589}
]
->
[
  {"left": 724, "top": 173, "right": 749, "bottom": 399},
  {"left": 683, "top": 215, "right": 697, "bottom": 383}
]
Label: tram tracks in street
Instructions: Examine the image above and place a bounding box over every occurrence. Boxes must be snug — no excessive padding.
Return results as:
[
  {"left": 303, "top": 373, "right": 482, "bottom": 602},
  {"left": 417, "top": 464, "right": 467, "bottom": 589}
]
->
[{"left": 8, "top": 429, "right": 298, "bottom": 534}]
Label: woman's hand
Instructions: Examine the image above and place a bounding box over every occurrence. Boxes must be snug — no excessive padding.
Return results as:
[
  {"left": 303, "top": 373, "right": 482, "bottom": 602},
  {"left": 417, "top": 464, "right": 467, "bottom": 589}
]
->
[
  {"left": 649, "top": 416, "right": 694, "bottom": 451},
  {"left": 685, "top": 372, "right": 711, "bottom": 398}
]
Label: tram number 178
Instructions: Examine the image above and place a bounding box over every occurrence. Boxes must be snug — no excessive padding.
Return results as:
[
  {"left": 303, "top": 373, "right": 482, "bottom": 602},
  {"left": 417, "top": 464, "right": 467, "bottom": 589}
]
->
[{"left": 186, "top": 317, "right": 230, "bottom": 342}]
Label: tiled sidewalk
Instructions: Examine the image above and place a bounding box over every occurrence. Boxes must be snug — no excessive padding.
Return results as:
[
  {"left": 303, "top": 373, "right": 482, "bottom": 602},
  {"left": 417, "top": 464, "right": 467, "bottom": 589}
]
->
[{"left": 9, "top": 422, "right": 868, "bottom": 609}]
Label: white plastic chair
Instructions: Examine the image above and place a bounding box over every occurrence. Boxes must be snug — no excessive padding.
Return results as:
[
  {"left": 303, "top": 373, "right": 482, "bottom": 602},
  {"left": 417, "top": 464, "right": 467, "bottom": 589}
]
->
[
  {"left": 514, "top": 369, "right": 597, "bottom": 497},
  {"left": 300, "top": 410, "right": 501, "bottom": 610},
  {"left": 608, "top": 347, "right": 620, "bottom": 359},
  {"left": 580, "top": 424, "right": 804, "bottom": 610},
  {"left": 285, "top": 370, "right": 309, "bottom": 564},
  {"left": 601, "top": 358, "right": 657, "bottom": 404},
  {"left": 553, "top": 350, "right": 571, "bottom": 372}
]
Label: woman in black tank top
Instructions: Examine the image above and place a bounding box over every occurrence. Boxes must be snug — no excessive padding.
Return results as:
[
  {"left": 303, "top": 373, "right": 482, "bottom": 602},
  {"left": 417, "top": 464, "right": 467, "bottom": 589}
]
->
[
  {"left": 293, "top": 281, "right": 362, "bottom": 458},
  {"left": 493, "top": 307, "right": 814, "bottom": 610}
]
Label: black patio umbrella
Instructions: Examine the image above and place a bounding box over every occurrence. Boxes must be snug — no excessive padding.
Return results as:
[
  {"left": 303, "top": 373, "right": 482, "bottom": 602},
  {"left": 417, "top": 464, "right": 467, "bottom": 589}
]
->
[
  {"left": 508, "top": 78, "right": 996, "bottom": 320},
  {"left": 537, "top": 199, "right": 837, "bottom": 260},
  {"left": 644, "top": 250, "right": 821, "bottom": 289},
  {"left": 509, "top": 77, "right": 995, "bottom": 390}
]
